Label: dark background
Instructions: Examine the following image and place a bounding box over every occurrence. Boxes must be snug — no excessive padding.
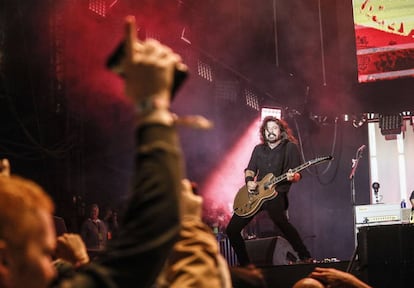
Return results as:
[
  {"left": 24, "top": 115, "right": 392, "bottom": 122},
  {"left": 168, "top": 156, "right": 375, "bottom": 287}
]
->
[{"left": 1, "top": 0, "right": 412, "bottom": 261}]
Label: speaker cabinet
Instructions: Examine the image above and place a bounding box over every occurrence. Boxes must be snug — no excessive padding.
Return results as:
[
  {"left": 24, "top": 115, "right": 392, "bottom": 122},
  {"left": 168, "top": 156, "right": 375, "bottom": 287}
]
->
[
  {"left": 245, "top": 236, "right": 298, "bottom": 266},
  {"left": 357, "top": 224, "right": 414, "bottom": 288}
]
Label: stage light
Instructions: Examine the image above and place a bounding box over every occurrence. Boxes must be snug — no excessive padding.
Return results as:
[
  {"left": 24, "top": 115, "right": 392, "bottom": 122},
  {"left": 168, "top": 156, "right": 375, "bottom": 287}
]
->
[
  {"left": 197, "top": 60, "right": 213, "bottom": 82},
  {"left": 88, "top": 0, "right": 118, "bottom": 17},
  {"left": 352, "top": 113, "right": 367, "bottom": 128},
  {"left": 245, "top": 88, "right": 259, "bottom": 111},
  {"left": 343, "top": 114, "right": 350, "bottom": 122},
  {"left": 366, "top": 113, "right": 377, "bottom": 120},
  {"left": 260, "top": 107, "right": 282, "bottom": 121},
  {"left": 181, "top": 27, "right": 191, "bottom": 44},
  {"left": 379, "top": 114, "right": 402, "bottom": 135}
]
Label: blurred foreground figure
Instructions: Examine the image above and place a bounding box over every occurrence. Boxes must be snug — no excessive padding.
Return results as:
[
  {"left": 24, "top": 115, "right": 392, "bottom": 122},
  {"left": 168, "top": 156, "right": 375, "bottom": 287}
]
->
[
  {"left": 0, "top": 15, "right": 186, "bottom": 288},
  {"left": 293, "top": 267, "right": 372, "bottom": 288},
  {"left": 0, "top": 175, "right": 57, "bottom": 288},
  {"left": 0, "top": 14, "right": 243, "bottom": 288}
]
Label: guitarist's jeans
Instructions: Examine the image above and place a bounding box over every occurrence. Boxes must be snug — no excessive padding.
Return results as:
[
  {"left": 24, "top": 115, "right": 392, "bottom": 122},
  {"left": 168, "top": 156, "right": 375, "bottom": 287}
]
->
[{"left": 226, "top": 194, "right": 311, "bottom": 266}]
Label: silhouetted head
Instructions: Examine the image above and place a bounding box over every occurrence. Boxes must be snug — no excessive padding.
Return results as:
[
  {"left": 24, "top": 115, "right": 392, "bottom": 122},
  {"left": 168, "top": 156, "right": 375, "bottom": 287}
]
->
[{"left": 292, "top": 277, "right": 325, "bottom": 288}]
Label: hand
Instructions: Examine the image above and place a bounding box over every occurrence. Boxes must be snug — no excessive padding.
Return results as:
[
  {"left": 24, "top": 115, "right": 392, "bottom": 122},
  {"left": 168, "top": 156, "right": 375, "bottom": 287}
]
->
[
  {"left": 246, "top": 181, "right": 257, "bottom": 193},
  {"left": 180, "top": 178, "right": 203, "bottom": 220},
  {"left": 122, "top": 16, "right": 187, "bottom": 116},
  {"left": 55, "top": 233, "right": 90, "bottom": 267},
  {"left": 0, "top": 159, "right": 10, "bottom": 177},
  {"left": 309, "top": 267, "right": 372, "bottom": 288},
  {"left": 286, "top": 169, "right": 300, "bottom": 182}
]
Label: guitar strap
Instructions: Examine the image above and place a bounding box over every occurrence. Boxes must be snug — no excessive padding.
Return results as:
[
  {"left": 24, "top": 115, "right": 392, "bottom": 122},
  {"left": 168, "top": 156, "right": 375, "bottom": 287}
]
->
[
  {"left": 281, "top": 140, "right": 288, "bottom": 174},
  {"left": 281, "top": 141, "right": 290, "bottom": 209}
]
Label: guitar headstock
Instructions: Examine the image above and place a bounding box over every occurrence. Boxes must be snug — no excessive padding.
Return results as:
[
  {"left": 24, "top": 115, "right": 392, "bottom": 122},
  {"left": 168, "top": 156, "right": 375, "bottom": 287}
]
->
[{"left": 309, "top": 155, "right": 333, "bottom": 165}]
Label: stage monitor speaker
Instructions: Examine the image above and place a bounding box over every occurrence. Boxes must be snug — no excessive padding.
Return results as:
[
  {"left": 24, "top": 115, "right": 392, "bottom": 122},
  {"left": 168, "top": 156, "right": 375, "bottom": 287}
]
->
[
  {"left": 245, "top": 236, "right": 298, "bottom": 266},
  {"left": 357, "top": 224, "right": 414, "bottom": 288},
  {"left": 357, "top": 224, "right": 414, "bottom": 266}
]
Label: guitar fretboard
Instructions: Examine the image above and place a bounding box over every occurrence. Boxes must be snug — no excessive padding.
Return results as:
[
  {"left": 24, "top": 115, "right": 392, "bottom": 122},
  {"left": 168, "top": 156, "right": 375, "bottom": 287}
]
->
[{"left": 267, "top": 156, "right": 332, "bottom": 187}]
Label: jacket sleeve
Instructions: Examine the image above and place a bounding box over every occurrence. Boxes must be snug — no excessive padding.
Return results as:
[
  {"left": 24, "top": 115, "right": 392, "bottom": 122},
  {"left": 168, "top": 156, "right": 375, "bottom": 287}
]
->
[
  {"left": 97, "top": 124, "right": 184, "bottom": 288},
  {"left": 155, "top": 217, "right": 232, "bottom": 288}
]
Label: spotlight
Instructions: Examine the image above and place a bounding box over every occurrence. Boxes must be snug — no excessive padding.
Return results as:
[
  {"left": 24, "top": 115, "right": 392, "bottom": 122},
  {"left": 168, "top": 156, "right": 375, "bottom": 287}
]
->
[
  {"left": 88, "top": 0, "right": 118, "bottom": 17},
  {"left": 245, "top": 89, "right": 259, "bottom": 111},
  {"left": 379, "top": 114, "right": 402, "bottom": 135},
  {"left": 366, "top": 113, "right": 377, "bottom": 120},
  {"left": 343, "top": 114, "right": 350, "bottom": 122},
  {"left": 352, "top": 114, "right": 367, "bottom": 128},
  {"left": 261, "top": 107, "right": 282, "bottom": 121}
]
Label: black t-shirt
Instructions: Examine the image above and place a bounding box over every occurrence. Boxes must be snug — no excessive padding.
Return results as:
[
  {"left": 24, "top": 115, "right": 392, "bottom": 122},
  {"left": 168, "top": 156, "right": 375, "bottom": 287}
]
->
[{"left": 245, "top": 140, "right": 301, "bottom": 194}]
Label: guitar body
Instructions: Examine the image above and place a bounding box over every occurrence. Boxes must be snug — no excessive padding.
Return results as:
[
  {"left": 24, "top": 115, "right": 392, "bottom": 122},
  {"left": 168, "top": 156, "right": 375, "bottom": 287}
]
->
[
  {"left": 232, "top": 155, "right": 333, "bottom": 218},
  {"left": 233, "top": 173, "right": 278, "bottom": 218}
]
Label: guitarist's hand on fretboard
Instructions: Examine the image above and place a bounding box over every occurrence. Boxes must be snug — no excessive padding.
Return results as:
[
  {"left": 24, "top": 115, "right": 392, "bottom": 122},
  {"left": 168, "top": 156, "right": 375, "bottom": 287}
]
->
[{"left": 286, "top": 169, "right": 301, "bottom": 183}]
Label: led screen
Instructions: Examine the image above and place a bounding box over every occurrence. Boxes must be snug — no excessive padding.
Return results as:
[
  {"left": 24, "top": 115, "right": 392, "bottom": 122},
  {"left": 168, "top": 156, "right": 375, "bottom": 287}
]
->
[{"left": 352, "top": 0, "right": 414, "bottom": 83}]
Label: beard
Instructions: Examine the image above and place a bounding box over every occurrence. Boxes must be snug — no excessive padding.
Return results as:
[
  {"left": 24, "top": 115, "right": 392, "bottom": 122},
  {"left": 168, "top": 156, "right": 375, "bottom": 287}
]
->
[{"left": 265, "top": 133, "right": 279, "bottom": 143}]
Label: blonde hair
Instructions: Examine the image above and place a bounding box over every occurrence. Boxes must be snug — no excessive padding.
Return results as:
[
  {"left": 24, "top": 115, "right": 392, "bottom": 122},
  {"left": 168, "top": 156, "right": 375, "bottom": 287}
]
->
[{"left": 0, "top": 175, "right": 55, "bottom": 248}]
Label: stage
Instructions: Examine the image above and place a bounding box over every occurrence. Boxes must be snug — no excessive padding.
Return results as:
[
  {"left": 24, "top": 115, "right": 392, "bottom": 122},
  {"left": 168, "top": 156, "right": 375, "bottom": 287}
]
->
[{"left": 219, "top": 224, "right": 414, "bottom": 288}]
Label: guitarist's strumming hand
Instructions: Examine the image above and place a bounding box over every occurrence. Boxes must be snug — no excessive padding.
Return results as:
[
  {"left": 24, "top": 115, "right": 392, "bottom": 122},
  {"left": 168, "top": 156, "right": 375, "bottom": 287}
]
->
[
  {"left": 286, "top": 169, "right": 301, "bottom": 183},
  {"left": 246, "top": 180, "right": 258, "bottom": 194}
]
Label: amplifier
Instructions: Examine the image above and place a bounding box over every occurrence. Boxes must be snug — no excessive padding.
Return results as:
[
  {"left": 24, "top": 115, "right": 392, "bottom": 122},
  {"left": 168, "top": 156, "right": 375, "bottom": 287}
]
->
[{"left": 355, "top": 204, "right": 403, "bottom": 225}]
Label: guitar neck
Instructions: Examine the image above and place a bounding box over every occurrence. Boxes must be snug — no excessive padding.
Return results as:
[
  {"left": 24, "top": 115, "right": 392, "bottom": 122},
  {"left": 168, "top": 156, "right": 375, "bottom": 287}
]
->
[{"left": 271, "top": 161, "right": 314, "bottom": 185}]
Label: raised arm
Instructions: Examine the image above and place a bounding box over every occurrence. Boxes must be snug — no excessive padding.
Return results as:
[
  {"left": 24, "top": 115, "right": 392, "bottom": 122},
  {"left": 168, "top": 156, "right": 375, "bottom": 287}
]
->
[{"left": 94, "top": 16, "right": 188, "bottom": 288}]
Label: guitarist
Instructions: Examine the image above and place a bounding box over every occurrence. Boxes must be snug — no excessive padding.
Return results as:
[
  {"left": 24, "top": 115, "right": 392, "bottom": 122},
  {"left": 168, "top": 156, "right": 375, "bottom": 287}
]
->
[{"left": 225, "top": 116, "right": 313, "bottom": 267}]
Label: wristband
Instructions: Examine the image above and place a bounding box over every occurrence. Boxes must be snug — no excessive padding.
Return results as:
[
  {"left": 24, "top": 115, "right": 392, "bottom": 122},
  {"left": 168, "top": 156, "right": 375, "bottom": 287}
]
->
[{"left": 245, "top": 176, "right": 254, "bottom": 185}]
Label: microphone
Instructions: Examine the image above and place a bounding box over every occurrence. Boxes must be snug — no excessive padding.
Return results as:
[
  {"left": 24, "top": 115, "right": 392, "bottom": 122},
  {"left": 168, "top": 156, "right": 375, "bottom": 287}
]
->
[
  {"left": 357, "top": 145, "right": 366, "bottom": 152},
  {"left": 372, "top": 182, "right": 380, "bottom": 192}
]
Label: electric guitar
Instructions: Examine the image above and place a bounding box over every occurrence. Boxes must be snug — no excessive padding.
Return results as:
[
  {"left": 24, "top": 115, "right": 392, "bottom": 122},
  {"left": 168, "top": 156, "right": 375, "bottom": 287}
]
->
[{"left": 233, "top": 155, "right": 333, "bottom": 218}]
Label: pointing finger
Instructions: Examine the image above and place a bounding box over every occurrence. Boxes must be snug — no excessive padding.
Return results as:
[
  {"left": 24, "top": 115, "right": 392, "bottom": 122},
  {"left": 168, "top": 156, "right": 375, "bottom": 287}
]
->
[{"left": 124, "top": 15, "right": 138, "bottom": 62}]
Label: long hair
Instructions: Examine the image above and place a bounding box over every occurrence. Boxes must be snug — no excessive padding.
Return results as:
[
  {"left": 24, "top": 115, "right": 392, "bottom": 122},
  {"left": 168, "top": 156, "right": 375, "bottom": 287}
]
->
[{"left": 259, "top": 116, "right": 298, "bottom": 144}]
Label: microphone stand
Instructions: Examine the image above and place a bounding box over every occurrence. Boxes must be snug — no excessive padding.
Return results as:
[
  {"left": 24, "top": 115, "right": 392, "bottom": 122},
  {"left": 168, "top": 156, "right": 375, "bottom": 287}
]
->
[
  {"left": 347, "top": 147, "right": 364, "bottom": 273},
  {"left": 349, "top": 150, "right": 363, "bottom": 206}
]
